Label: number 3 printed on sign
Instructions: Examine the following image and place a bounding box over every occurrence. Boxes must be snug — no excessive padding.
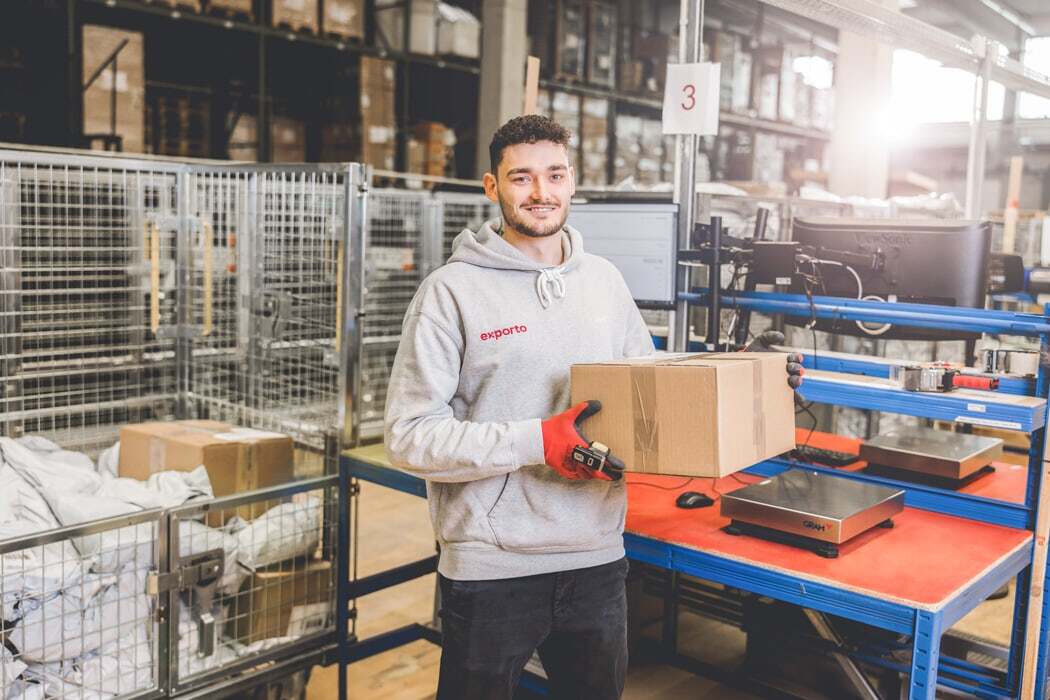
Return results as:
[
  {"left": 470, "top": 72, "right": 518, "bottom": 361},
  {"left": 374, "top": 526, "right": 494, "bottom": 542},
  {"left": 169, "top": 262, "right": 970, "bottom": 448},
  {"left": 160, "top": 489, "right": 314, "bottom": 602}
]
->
[{"left": 681, "top": 84, "right": 696, "bottom": 111}]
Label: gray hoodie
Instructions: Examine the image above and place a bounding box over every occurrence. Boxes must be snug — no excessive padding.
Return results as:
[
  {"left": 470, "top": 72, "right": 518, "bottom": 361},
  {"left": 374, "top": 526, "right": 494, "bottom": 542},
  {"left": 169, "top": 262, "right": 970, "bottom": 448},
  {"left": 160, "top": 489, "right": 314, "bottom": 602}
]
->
[{"left": 384, "top": 218, "right": 655, "bottom": 580}]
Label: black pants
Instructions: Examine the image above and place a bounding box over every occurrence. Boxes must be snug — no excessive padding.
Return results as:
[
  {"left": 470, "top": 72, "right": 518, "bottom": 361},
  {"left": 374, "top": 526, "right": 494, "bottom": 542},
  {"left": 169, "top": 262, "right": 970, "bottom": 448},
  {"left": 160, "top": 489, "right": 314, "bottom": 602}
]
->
[{"left": 436, "top": 557, "right": 629, "bottom": 700}]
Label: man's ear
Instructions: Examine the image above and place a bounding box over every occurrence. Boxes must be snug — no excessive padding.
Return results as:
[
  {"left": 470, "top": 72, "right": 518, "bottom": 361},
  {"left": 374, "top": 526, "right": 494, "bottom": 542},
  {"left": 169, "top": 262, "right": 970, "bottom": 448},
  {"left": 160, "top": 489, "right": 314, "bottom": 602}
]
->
[{"left": 482, "top": 171, "right": 498, "bottom": 203}]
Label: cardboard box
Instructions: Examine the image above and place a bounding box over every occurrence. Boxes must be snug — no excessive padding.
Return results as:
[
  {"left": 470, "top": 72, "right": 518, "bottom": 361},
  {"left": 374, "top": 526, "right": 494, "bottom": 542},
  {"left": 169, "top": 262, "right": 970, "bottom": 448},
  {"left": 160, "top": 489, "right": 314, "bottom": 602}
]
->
[
  {"left": 570, "top": 353, "right": 795, "bottom": 477},
  {"left": 82, "top": 25, "right": 145, "bottom": 154},
  {"left": 229, "top": 560, "right": 333, "bottom": 643},
  {"left": 271, "top": 116, "right": 306, "bottom": 162},
  {"left": 207, "top": 0, "right": 253, "bottom": 17},
  {"left": 118, "top": 420, "right": 294, "bottom": 499},
  {"left": 375, "top": 0, "right": 437, "bottom": 54},
  {"left": 272, "top": 0, "right": 320, "bottom": 33},
  {"left": 323, "top": 0, "right": 363, "bottom": 39},
  {"left": 437, "top": 2, "right": 480, "bottom": 58}
]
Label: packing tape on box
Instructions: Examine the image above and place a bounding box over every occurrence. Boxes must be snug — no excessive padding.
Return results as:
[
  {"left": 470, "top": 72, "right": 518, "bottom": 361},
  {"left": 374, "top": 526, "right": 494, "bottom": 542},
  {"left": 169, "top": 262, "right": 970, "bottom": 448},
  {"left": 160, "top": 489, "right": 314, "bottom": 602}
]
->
[{"left": 628, "top": 353, "right": 768, "bottom": 471}]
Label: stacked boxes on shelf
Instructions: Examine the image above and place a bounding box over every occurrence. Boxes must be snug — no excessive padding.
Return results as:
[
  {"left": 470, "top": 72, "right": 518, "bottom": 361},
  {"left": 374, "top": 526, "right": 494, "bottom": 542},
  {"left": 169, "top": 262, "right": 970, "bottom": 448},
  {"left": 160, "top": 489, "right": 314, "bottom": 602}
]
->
[
  {"left": 375, "top": 0, "right": 433, "bottom": 54},
  {"left": 554, "top": 0, "right": 587, "bottom": 82},
  {"left": 82, "top": 25, "right": 145, "bottom": 153},
  {"left": 549, "top": 91, "right": 581, "bottom": 172},
  {"left": 408, "top": 121, "right": 455, "bottom": 178},
  {"left": 320, "top": 56, "right": 397, "bottom": 170},
  {"left": 613, "top": 113, "right": 641, "bottom": 184},
  {"left": 587, "top": 1, "right": 617, "bottom": 87},
  {"left": 579, "top": 97, "right": 608, "bottom": 186},
  {"left": 206, "top": 0, "right": 253, "bottom": 19},
  {"left": 227, "top": 113, "right": 258, "bottom": 161},
  {"left": 272, "top": 0, "right": 320, "bottom": 34},
  {"left": 272, "top": 116, "right": 306, "bottom": 162},
  {"left": 359, "top": 56, "right": 397, "bottom": 170},
  {"left": 152, "top": 0, "right": 203, "bottom": 10},
  {"left": 637, "top": 118, "right": 663, "bottom": 185},
  {"left": 323, "top": 0, "right": 364, "bottom": 40},
  {"left": 436, "top": 3, "right": 480, "bottom": 58},
  {"left": 148, "top": 92, "right": 210, "bottom": 158}
]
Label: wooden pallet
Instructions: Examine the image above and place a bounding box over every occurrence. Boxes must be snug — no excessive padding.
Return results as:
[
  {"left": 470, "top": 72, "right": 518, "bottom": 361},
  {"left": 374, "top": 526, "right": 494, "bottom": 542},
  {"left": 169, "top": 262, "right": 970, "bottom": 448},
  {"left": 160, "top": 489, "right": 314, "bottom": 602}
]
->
[
  {"left": 273, "top": 19, "right": 318, "bottom": 35},
  {"left": 205, "top": 1, "right": 254, "bottom": 23},
  {"left": 151, "top": 0, "right": 203, "bottom": 12}
]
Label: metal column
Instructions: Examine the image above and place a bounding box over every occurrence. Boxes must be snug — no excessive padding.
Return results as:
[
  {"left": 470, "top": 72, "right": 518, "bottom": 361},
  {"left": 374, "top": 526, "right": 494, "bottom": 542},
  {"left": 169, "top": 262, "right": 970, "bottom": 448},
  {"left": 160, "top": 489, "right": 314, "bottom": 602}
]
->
[
  {"left": 965, "top": 37, "right": 994, "bottom": 220},
  {"left": 670, "top": 0, "right": 704, "bottom": 352}
]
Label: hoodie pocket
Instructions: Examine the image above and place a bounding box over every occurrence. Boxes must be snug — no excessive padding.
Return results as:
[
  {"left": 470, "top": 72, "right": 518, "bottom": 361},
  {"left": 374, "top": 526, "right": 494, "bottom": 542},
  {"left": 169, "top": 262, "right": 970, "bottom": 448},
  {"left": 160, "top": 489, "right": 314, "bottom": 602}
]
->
[
  {"left": 430, "top": 476, "right": 509, "bottom": 549},
  {"left": 486, "top": 466, "right": 626, "bottom": 554}
]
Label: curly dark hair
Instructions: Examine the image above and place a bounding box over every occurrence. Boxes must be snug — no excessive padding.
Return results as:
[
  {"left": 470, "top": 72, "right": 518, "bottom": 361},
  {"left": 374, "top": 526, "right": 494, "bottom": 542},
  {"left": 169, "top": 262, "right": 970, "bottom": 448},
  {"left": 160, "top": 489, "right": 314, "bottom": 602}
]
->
[{"left": 488, "top": 115, "right": 571, "bottom": 176}]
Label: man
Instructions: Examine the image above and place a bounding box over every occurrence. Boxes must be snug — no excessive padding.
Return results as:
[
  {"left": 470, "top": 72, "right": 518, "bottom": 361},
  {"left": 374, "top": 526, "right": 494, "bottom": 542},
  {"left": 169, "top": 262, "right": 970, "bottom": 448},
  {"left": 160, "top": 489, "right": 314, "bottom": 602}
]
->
[{"left": 385, "top": 115, "right": 801, "bottom": 699}]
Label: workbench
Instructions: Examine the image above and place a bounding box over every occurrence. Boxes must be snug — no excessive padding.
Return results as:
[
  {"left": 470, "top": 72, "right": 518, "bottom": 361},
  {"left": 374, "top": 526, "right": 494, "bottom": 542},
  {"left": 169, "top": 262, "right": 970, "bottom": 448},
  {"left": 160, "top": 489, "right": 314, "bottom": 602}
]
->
[{"left": 337, "top": 442, "right": 1033, "bottom": 699}]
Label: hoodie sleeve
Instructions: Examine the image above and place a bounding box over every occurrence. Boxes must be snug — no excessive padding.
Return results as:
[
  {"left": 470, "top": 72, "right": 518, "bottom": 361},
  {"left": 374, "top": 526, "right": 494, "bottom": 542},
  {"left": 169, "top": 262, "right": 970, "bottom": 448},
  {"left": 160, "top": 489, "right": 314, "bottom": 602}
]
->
[
  {"left": 624, "top": 306, "right": 656, "bottom": 358},
  {"left": 384, "top": 310, "right": 545, "bottom": 483}
]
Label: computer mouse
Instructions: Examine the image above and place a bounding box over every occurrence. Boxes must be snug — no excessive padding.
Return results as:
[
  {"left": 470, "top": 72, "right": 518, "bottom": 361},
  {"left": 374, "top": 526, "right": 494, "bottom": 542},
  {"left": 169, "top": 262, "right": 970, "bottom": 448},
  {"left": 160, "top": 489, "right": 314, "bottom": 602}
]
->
[{"left": 675, "top": 491, "right": 714, "bottom": 509}]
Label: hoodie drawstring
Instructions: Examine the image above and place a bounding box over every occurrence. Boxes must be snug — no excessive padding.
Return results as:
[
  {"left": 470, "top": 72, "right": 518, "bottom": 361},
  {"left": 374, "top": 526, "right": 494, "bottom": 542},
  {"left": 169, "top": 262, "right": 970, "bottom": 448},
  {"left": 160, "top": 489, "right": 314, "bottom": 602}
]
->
[{"left": 536, "top": 268, "right": 567, "bottom": 309}]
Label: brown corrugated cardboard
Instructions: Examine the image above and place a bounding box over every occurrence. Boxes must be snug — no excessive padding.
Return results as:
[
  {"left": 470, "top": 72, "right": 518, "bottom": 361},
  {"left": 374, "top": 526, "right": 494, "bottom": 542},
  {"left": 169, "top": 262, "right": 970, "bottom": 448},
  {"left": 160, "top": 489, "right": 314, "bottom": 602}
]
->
[
  {"left": 570, "top": 353, "right": 795, "bottom": 477},
  {"left": 207, "top": 0, "right": 253, "bottom": 17},
  {"left": 118, "top": 420, "right": 294, "bottom": 500},
  {"left": 82, "top": 25, "right": 145, "bottom": 154},
  {"left": 272, "top": 0, "right": 320, "bottom": 33},
  {"left": 229, "top": 559, "right": 332, "bottom": 643},
  {"left": 271, "top": 117, "right": 306, "bottom": 162},
  {"left": 323, "top": 0, "right": 363, "bottom": 39}
]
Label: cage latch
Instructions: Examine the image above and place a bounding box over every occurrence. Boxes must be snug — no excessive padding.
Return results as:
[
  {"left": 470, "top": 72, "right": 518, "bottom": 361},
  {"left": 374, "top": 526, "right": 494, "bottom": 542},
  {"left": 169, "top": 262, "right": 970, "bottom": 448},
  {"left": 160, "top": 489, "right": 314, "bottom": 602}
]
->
[{"left": 148, "top": 548, "right": 226, "bottom": 658}]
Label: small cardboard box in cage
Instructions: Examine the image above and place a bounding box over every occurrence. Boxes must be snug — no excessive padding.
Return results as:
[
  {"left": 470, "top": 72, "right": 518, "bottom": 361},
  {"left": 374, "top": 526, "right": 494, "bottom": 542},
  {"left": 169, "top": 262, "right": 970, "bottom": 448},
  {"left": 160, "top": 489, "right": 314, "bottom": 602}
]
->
[
  {"left": 118, "top": 420, "right": 294, "bottom": 521},
  {"left": 228, "top": 559, "right": 333, "bottom": 644}
]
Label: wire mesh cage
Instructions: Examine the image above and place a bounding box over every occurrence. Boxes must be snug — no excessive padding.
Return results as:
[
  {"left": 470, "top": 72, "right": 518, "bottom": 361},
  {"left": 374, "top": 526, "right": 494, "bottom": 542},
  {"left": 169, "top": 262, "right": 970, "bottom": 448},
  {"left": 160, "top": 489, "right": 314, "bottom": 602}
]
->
[
  {"left": 165, "top": 477, "right": 338, "bottom": 694},
  {"left": 1, "top": 501, "right": 163, "bottom": 700},
  {"left": 183, "top": 166, "right": 353, "bottom": 477},
  {"left": 357, "top": 189, "right": 431, "bottom": 440},
  {"left": 434, "top": 191, "right": 500, "bottom": 262},
  {"left": 0, "top": 153, "right": 181, "bottom": 459}
]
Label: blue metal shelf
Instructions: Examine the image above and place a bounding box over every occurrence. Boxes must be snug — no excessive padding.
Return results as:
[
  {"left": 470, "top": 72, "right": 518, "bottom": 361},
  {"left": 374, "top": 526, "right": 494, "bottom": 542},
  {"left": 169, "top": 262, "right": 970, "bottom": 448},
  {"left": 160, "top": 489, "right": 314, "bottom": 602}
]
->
[
  {"left": 801, "top": 372, "right": 1045, "bottom": 433},
  {"left": 682, "top": 289, "right": 1050, "bottom": 337}
]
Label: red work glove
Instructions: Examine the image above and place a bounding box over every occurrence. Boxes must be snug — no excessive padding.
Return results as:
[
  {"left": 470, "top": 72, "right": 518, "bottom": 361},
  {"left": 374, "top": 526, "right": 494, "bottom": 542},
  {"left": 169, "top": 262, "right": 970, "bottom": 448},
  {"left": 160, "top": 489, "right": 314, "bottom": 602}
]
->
[{"left": 540, "top": 401, "right": 624, "bottom": 482}]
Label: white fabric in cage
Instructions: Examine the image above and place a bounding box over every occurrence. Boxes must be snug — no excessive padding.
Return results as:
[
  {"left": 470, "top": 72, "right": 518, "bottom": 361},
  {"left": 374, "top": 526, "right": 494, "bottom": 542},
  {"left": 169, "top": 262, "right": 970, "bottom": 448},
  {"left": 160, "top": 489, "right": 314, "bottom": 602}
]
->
[
  {"left": 11, "top": 568, "right": 150, "bottom": 663},
  {"left": 1, "top": 646, "right": 27, "bottom": 698},
  {"left": 235, "top": 496, "right": 322, "bottom": 571},
  {"left": 178, "top": 520, "right": 245, "bottom": 594}
]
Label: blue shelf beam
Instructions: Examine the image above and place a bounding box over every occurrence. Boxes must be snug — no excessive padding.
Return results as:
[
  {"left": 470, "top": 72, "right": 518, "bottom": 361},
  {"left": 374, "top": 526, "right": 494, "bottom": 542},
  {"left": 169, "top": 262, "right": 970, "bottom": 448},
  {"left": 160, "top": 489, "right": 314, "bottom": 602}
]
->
[
  {"left": 682, "top": 289, "right": 1050, "bottom": 337},
  {"left": 800, "top": 375, "right": 1045, "bottom": 433}
]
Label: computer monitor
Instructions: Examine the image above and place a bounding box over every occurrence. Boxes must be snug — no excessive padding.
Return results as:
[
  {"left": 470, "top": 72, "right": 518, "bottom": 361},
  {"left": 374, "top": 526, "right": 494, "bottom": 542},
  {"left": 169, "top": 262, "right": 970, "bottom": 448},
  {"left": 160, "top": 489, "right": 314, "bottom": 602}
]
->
[
  {"left": 567, "top": 202, "right": 679, "bottom": 308},
  {"left": 786, "top": 217, "right": 992, "bottom": 340}
]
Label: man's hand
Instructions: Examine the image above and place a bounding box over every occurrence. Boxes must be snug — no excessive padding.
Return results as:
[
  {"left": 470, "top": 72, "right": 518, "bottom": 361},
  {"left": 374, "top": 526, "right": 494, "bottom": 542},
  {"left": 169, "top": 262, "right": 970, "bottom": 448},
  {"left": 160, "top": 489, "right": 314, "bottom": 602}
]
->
[
  {"left": 745, "top": 330, "right": 804, "bottom": 391},
  {"left": 541, "top": 401, "right": 624, "bottom": 481}
]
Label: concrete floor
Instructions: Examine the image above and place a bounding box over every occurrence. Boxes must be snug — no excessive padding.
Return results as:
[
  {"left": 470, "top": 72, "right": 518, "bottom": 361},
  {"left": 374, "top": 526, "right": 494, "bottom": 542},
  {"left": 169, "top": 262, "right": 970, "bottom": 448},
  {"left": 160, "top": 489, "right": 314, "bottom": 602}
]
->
[{"left": 305, "top": 480, "right": 1016, "bottom": 699}]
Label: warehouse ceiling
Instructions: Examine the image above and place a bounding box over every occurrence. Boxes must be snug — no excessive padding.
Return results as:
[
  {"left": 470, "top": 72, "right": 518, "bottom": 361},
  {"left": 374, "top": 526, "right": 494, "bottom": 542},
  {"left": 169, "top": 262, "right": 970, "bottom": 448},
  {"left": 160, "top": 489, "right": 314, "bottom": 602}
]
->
[{"left": 902, "top": 0, "right": 1050, "bottom": 53}]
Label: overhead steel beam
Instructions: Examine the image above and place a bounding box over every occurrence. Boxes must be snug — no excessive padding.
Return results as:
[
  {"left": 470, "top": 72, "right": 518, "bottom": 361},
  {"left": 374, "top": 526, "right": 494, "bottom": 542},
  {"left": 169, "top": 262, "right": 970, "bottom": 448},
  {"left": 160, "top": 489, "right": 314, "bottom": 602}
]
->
[{"left": 903, "top": 0, "right": 1028, "bottom": 50}]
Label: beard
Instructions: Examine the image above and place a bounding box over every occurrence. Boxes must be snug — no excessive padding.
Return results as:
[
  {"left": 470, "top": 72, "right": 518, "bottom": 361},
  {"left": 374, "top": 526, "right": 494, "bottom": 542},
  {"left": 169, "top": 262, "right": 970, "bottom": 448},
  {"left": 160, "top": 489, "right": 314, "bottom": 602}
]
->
[{"left": 496, "top": 191, "right": 568, "bottom": 239}]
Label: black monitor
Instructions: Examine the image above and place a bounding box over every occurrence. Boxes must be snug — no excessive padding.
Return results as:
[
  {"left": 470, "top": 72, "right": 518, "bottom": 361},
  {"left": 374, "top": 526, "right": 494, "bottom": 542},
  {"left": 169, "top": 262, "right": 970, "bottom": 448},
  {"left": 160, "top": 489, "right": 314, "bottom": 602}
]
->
[{"left": 786, "top": 217, "right": 992, "bottom": 341}]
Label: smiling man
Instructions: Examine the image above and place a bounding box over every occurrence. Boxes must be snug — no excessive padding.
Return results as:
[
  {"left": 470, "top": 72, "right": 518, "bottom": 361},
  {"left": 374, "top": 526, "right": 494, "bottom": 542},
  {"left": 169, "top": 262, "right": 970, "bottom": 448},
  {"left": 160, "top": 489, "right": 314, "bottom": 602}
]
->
[{"left": 384, "top": 115, "right": 654, "bottom": 699}]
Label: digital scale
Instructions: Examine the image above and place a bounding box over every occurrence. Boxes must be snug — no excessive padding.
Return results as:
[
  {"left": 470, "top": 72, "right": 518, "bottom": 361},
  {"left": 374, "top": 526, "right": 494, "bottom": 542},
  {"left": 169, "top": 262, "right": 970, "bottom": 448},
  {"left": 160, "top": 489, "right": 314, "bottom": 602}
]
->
[
  {"left": 720, "top": 470, "right": 905, "bottom": 558},
  {"left": 860, "top": 427, "right": 1003, "bottom": 489}
]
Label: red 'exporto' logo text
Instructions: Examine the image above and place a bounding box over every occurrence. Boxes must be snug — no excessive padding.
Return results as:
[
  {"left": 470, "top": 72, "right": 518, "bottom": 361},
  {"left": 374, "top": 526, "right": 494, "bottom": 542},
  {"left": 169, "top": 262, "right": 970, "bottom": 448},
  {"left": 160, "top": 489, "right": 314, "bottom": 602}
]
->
[{"left": 480, "top": 325, "right": 528, "bottom": 341}]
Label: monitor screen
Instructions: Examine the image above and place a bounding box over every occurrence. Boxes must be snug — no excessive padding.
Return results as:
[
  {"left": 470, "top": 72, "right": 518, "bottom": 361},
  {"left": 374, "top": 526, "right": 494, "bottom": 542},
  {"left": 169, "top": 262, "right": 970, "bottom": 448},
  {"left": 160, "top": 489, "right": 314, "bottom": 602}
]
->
[
  {"left": 567, "top": 202, "right": 679, "bottom": 308},
  {"left": 787, "top": 217, "right": 991, "bottom": 340}
]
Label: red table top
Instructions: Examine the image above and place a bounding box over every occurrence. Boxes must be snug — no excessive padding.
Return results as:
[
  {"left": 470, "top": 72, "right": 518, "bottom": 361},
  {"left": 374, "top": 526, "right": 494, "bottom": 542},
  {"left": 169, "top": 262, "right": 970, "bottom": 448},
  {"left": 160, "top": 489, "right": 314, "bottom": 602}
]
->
[
  {"left": 796, "top": 429, "right": 1029, "bottom": 504},
  {"left": 625, "top": 452, "right": 1032, "bottom": 609}
]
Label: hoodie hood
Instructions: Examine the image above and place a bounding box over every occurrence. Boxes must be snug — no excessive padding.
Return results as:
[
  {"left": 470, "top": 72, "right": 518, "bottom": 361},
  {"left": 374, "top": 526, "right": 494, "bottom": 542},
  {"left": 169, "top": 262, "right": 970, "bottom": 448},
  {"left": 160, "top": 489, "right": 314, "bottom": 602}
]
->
[{"left": 448, "top": 218, "right": 585, "bottom": 308}]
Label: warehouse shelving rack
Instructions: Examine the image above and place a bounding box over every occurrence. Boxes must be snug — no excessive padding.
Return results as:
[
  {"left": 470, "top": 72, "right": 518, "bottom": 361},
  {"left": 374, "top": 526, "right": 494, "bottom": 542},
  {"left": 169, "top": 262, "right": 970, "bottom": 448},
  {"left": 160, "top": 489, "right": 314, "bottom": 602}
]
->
[{"left": 671, "top": 282, "right": 1050, "bottom": 697}]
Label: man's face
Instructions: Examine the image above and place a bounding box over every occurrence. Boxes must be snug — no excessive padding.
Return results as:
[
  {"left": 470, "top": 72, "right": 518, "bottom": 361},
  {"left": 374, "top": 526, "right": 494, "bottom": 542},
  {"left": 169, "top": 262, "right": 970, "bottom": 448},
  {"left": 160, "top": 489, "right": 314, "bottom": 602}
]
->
[{"left": 483, "top": 140, "right": 575, "bottom": 239}]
